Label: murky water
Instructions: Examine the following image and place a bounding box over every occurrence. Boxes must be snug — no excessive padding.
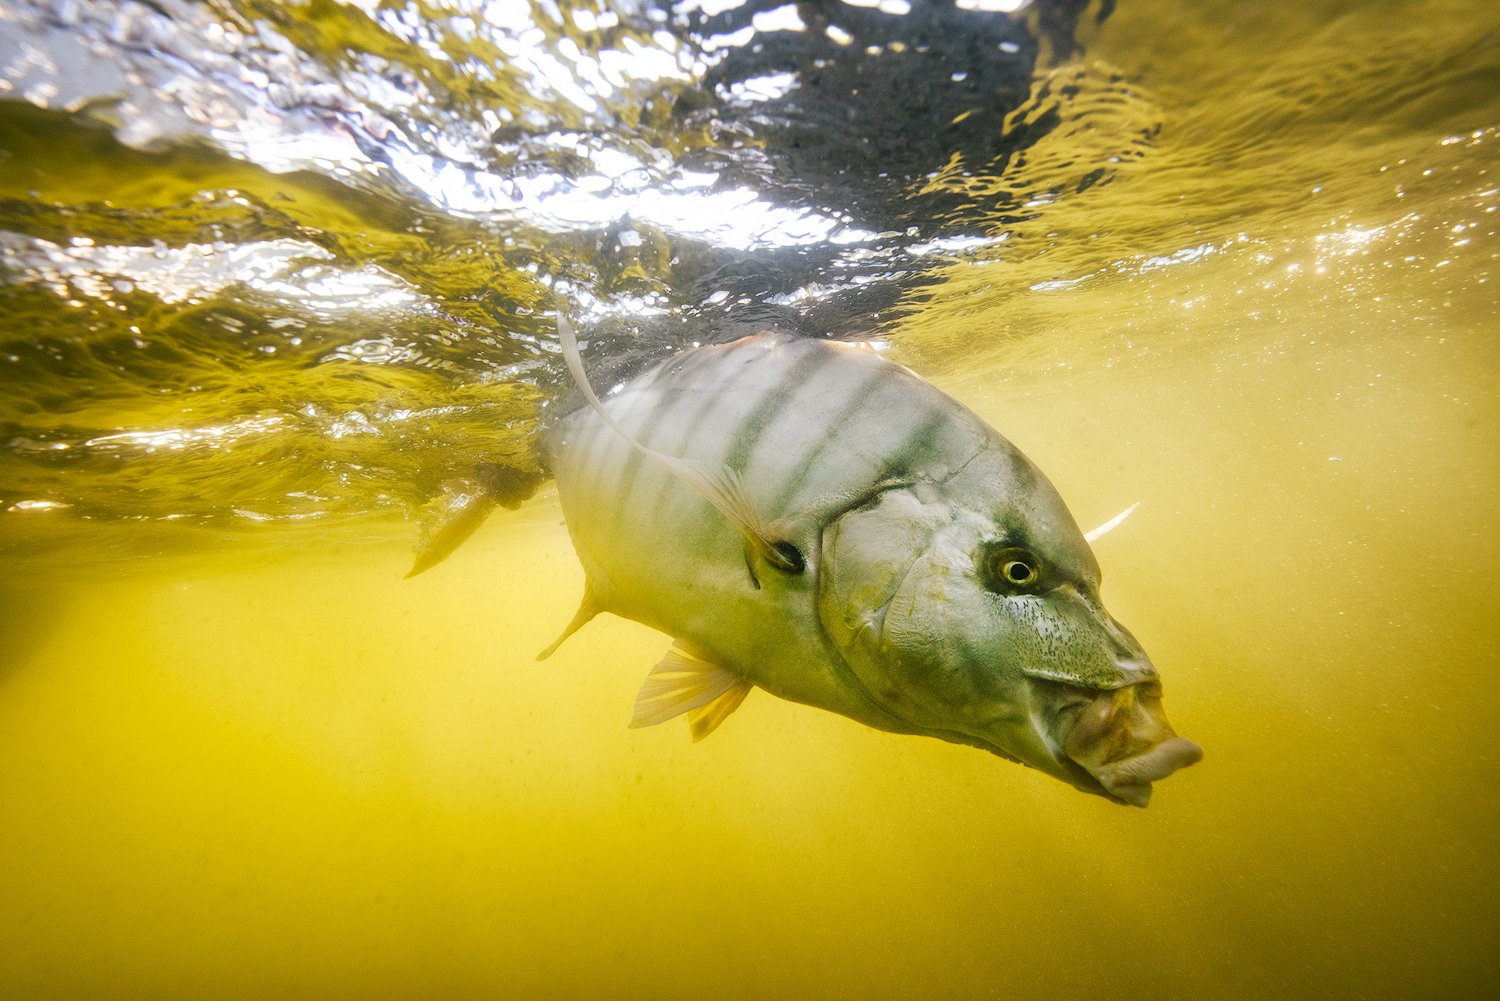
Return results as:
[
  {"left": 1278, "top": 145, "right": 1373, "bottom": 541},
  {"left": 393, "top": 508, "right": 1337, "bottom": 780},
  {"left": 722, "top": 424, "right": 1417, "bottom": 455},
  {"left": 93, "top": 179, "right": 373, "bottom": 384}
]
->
[{"left": 2, "top": 1, "right": 1497, "bottom": 998}]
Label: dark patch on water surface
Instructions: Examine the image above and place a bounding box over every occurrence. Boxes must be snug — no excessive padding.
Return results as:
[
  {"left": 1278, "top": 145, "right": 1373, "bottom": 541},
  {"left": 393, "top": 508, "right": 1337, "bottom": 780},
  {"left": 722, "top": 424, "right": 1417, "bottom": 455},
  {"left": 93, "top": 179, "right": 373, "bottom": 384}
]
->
[
  {"left": 679, "top": 0, "right": 1042, "bottom": 228},
  {"left": 0, "top": 0, "right": 1118, "bottom": 548}
]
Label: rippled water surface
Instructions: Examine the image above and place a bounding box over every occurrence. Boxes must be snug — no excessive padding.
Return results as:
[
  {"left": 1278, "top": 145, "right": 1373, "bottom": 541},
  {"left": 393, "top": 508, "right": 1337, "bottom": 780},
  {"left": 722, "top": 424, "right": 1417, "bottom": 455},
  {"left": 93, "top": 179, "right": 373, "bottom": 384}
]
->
[{"left": 1, "top": 1, "right": 1497, "bottom": 998}]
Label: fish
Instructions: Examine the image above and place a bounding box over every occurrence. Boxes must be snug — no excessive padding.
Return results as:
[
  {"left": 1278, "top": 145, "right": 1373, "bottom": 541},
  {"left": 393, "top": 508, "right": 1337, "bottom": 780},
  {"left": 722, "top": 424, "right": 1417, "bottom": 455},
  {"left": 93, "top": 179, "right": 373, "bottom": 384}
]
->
[{"left": 414, "top": 316, "right": 1202, "bottom": 806}]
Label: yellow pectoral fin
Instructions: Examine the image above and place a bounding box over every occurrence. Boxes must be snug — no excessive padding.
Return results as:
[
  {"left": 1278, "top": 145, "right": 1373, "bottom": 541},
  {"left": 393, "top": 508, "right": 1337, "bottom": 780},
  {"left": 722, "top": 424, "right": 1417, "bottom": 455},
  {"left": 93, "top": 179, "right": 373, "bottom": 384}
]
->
[
  {"left": 687, "top": 682, "right": 752, "bottom": 741},
  {"left": 630, "top": 643, "right": 753, "bottom": 737},
  {"left": 655, "top": 453, "right": 797, "bottom": 573}
]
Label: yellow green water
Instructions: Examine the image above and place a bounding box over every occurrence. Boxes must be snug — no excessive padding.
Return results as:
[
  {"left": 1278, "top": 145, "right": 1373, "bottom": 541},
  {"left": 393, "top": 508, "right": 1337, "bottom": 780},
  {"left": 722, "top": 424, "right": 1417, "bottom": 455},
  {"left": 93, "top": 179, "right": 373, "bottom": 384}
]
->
[{"left": 2, "top": 0, "right": 1498, "bottom": 998}]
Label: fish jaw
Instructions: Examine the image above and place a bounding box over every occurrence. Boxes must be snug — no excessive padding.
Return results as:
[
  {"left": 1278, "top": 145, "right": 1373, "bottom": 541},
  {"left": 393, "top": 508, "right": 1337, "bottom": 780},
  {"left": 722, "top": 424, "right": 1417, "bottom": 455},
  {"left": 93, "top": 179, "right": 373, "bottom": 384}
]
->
[{"left": 1055, "top": 682, "right": 1204, "bottom": 807}]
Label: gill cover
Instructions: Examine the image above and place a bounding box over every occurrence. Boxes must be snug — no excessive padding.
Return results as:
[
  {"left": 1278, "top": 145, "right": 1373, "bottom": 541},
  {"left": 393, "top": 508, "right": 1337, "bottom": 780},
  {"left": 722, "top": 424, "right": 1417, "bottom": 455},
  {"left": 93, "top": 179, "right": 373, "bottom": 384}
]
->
[{"left": 816, "top": 450, "right": 1200, "bottom": 805}]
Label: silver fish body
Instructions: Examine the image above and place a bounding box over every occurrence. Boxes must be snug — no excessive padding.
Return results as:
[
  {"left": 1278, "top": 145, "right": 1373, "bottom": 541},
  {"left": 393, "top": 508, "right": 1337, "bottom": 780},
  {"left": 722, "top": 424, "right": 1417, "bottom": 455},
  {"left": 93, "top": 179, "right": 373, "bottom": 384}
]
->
[{"left": 544, "top": 332, "right": 1201, "bottom": 805}]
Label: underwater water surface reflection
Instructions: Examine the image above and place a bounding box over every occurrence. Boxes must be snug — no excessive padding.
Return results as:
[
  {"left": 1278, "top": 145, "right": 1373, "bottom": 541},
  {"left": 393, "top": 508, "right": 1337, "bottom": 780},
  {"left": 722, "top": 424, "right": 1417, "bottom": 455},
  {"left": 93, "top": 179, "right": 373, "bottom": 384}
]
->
[{"left": 1, "top": 1, "right": 1498, "bottom": 999}]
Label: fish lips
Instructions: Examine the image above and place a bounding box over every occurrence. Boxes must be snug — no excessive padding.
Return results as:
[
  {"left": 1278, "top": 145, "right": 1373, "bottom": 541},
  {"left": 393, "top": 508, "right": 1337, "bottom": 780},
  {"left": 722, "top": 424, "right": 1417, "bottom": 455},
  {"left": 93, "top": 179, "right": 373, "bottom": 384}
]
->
[
  {"left": 1052, "top": 681, "right": 1204, "bottom": 807},
  {"left": 1063, "top": 735, "right": 1204, "bottom": 807}
]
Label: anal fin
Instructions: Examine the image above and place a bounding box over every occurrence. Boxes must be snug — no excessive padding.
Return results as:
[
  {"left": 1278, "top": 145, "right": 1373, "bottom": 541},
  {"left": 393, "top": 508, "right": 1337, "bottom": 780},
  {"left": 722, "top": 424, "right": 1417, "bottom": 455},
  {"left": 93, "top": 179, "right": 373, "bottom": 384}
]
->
[
  {"left": 536, "top": 588, "right": 601, "bottom": 661},
  {"left": 630, "top": 642, "right": 753, "bottom": 739}
]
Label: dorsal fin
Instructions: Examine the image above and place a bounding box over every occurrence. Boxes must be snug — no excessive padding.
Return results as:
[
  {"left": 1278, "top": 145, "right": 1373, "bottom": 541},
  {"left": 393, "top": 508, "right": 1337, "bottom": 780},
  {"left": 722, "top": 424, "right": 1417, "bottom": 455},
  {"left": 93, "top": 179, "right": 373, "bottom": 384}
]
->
[
  {"left": 557, "top": 313, "right": 799, "bottom": 574},
  {"left": 536, "top": 587, "right": 602, "bottom": 661},
  {"left": 630, "top": 642, "right": 753, "bottom": 738}
]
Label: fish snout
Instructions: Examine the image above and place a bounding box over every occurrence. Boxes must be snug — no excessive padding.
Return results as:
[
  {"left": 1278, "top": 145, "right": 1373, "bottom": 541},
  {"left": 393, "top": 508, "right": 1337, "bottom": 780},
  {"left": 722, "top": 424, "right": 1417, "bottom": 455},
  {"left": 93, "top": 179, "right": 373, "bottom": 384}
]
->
[
  {"left": 1062, "top": 683, "right": 1203, "bottom": 807},
  {"left": 1086, "top": 736, "right": 1203, "bottom": 807}
]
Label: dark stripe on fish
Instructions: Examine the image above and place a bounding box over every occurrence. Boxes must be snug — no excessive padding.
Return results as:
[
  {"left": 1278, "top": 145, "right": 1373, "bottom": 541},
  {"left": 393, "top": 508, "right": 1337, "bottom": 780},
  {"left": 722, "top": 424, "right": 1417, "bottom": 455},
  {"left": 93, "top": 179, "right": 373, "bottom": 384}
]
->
[
  {"left": 721, "top": 347, "right": 832, "bottom": 479},
  {"left": 880, "top": 406, "right": 952, "bottom": 483},
  {"left": 778, "top": 395, "right": 950, "bottom": 520},
  {"left": 608, "top": 346, "right": 723, "bottom": 529},
  {"left": 616, "top": 340, "right": 764, "bottom": 534},
  {"left": 769, "top": 362, "right": 894, "bottom": 510}
]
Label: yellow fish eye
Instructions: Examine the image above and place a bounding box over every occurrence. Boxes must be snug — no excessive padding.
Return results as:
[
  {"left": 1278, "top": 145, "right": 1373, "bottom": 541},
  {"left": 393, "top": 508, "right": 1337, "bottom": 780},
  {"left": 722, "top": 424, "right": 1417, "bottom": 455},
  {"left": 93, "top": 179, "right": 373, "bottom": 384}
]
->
[{"left": 985, "top": 546, "right": 1043, "bottom": 591}]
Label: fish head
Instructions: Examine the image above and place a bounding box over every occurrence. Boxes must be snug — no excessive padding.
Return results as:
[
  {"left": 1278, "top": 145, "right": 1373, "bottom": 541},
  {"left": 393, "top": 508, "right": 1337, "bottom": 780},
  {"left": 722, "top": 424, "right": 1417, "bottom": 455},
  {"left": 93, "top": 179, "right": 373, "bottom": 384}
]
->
[{"left": 817, "top": 445, "right": 1201, "bottom": 806}]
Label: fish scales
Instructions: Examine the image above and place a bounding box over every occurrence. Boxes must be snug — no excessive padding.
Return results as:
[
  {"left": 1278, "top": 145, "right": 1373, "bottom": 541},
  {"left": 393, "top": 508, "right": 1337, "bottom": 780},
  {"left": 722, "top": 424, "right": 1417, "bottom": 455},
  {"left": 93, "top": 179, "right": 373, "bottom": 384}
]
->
[
  {"left": 608, "top": 347, "right": 734, "bottom": 535},
  {"left": 595, "top": 337, "right": 987, "bottom": 528},
  {"left": 547, "top": 336, "right": 980, "bottom": 717},
  {"left": 623, "top": 345, "right": 782, "bottom": 535},
  {"left": 530, "top": 325, "right": 1202, "bottom": 806}
]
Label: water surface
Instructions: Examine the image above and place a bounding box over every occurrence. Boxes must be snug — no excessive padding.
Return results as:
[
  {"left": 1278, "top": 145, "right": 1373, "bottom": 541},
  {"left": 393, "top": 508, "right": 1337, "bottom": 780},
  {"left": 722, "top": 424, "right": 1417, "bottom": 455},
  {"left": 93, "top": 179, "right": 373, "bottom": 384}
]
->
[{"left": 1, "top": 1, "right": 1497, "bottom": 998}]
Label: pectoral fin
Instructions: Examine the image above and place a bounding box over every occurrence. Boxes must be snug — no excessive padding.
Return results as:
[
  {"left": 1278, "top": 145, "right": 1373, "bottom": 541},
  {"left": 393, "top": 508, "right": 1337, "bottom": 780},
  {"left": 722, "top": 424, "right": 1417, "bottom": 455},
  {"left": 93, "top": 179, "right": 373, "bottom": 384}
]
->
[
  {"left": 630, "top": 642, "right": 753, "bottom": 738},
  {"left": 1084, "top": 502, "right": 1139, "bottom": 543}
]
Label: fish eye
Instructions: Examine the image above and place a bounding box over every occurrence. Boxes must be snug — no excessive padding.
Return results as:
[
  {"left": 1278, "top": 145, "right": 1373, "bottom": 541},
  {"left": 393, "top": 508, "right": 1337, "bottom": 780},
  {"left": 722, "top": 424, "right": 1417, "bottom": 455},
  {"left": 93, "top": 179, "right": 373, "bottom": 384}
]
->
[
  {"left": 1001, "top": 556, "right": 1039, "bottom": 586},
  {"left": 981, "top": 546, "right": 1044, "bottom": 593},
  {"left": 1002, "top": 555, "right": 1038, "bottom": 588}
]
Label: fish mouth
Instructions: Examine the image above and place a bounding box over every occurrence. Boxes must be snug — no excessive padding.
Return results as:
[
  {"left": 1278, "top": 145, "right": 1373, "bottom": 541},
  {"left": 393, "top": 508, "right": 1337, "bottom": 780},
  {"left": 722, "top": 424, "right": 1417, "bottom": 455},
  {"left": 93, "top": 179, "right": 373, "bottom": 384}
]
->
[
  {"left": 1056, "top": 682, "right": 1204, "bottom": 807},
  {"left": 1064, "top": 737, "right": 1204, "bottom": 807},
  {"left": 961, "top": 728, "right": 1197, "bottom": 807}
]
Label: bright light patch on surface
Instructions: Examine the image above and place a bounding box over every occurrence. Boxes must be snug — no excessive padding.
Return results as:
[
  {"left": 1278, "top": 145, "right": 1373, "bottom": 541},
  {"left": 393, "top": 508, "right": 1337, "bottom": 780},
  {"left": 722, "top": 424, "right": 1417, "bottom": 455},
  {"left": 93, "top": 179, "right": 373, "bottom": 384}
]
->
[
  {"left": 1030, "top": 274, "right": 1094, "bottom": 292},
  {"left": 905, "top": 233, "right": 1009, "bottom": 256},
  {"left": 677, "top": 0, "right": 752, "bottom": 15},
  {"left": 1315, "top": 225, "right": 1387, "bottom": 252},
  {"left": 258, "top": 269, "right": 424, "bottom": 312},
  {"left": 6, "top": 499, "right": 72, "bottom": 512},
  {"left": 702, "top": 25, "right": 755, "bottom": 50},
  {"left": 956, "top": 0, "right": 1032, "bottom": 12},
  {"left": 379, "top": 138, "right": 875, "bottom": 249},
  {"left": 331, "top": 0, "right": 384, "bottom": 17},
  {"left": 840, "top": 0, "right": 913, "bottom": 13},
  {"left": 750, "top": 5, "right": 807, "bottom": 33},
  {"left": 202, "top": 120, "right": 368, "bottom": 176},
  {"left": 1139, "top": 243, "right": 1217, "bottom": 271},
  {"left": 767, "top": 281, "right": 855, "bottom": 305},
  {"left": 563, "top": 286, "right": 674, "bottom": 324},
  {"left": 479, "top": 0, "right": 535, "bottom": 33},
  {"left": 324, "top": 337, "right": 420, "bottom": 365},
  {"left": 726, "top": 71, "right": 798, "bottom": 102},
  {"left": 0, "top": 235, "right": 421, "bottom": 311},
  {"left": 84, "top": 417, "right": 288, "bottom": 454}
]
